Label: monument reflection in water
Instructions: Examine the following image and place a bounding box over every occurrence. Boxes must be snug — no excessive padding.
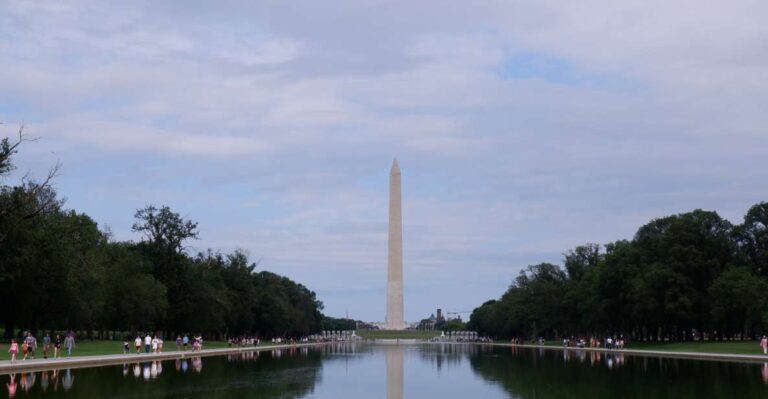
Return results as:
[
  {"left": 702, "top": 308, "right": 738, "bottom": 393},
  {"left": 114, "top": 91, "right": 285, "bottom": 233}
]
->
[
  {"left": 4, "top": 344, "right": 768, "bottom": 398},
  {"left": 385, "top": 346, "right": 403, "bottom": 399}
]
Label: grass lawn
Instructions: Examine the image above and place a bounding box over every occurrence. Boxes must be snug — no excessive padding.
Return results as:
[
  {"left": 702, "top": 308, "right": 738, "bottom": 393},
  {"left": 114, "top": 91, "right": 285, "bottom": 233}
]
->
[
  {"left": 532, "top": 340, "right": 766, "bottom": 356},
  {"left": 626, "top": 341, "right": 766, "bottom": 355},
  {"left": 356, "top": 330, "right": 441, "bottom": 340},
  {"left": 0, "top": 340, "right": 232, "bottom": 360}
]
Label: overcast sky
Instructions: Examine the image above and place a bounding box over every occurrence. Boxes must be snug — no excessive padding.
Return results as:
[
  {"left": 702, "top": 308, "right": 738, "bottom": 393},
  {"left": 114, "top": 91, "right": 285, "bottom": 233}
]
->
[{"left": 2, "top": 0, "right": 767, "bottom": 322}]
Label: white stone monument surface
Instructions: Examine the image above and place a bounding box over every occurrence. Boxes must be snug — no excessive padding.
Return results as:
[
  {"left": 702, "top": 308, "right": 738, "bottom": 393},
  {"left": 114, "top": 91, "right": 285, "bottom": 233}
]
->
[{"left": 386, "top": 159, "right": 405, "bottom": 330}]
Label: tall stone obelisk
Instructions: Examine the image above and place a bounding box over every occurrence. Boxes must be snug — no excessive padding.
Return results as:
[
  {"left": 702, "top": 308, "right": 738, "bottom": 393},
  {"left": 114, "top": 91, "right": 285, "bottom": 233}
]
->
[{"left": 386, "top": 159, "right": 405, "bottom": 330}]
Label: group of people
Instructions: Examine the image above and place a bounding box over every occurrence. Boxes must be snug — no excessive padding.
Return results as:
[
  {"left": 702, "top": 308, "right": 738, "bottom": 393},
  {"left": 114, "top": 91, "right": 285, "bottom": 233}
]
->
[
  {"left": 557, "top": 336, "right": 626, "bottom": 349},
  {"left": 533, "top": 335, "right": 768, "bottom": 356},
  {"left": 7, "top": 332, "right": 76, "bottom": 362},
  {"left": 179, "top": 335, "right": 204, "bottom": 352},
  {"left": 597, "top": 336, "right": 625, "bottom": 349},
  {"left": 227, "top": 336, "right": 260, "bottom": 347},
  {"left": 125, "top": 333, "right": 205, "bottom": 355},
  {"left": 128, "top": 334, "right": 164, "bottom": 354}
]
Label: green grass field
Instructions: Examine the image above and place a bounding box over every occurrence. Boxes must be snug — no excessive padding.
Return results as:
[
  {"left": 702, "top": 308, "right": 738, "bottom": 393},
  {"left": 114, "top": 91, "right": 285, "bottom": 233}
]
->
[
  {"left": 355, "top": 330, "right": 441, "bottom": 340},
  {"left": 626, "top": 341, "right": 766, "bottom": 355},
  {"left": 0, "top": 340, "right": 232, "bottom": 360},
  {"left": 534, "top": 340, "right": 766, "bottom": 356}
]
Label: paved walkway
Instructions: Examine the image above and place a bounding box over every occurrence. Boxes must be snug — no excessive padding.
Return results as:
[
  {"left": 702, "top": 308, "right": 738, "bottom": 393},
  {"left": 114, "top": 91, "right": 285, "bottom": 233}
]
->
[
  {"left": 0, "top": 343, "right": 321, "bottom": 375},
  {"left": 496, "top": 343, "right": 768, "bottom": 364},
  {"left": 3, "top": 341, "right": 765, "bottom": 373}
]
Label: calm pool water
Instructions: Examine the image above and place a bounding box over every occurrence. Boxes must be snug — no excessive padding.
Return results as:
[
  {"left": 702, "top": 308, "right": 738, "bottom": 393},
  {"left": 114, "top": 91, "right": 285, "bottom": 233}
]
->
[{"left": 4, "top": 344, "right": 768, "bottom": 398}]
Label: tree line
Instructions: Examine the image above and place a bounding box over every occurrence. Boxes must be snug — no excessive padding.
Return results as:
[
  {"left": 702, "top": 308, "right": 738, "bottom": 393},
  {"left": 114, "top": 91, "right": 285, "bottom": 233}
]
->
[
  {"left": 468, "top": 205, "right": 768, "bottom": 342},
  {"left": 0, "top": 129, "right": 324, "bottom": 339}
]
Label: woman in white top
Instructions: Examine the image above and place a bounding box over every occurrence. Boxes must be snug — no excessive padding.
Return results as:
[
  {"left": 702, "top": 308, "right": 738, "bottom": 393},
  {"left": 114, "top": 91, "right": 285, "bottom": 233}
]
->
[{"left": 151, "top": 336, "right": 159, "bottom": 353}]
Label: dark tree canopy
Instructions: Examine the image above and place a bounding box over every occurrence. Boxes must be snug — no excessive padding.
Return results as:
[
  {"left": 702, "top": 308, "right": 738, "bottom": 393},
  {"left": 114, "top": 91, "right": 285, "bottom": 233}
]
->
[
  {"left": 0, "top": 132, "right": 327, "bottom": 339},
  {"left": 132, "top": 205, "right": 199, "bottom": 254},
  {"left": 469, "top": 207, "right": 768, "bottom": 342},
  {"left": 0, "top": 126, "right": 60, "bottom": 245},
  {"left": 738, "top": 202, "right": 768, "bottom": 277}
]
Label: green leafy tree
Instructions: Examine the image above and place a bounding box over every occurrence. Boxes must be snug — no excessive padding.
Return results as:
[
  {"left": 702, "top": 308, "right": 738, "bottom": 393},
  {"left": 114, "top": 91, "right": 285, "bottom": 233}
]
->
[
  {"left": 737, "top": 202, "right": 768, "bottom": 277},
  {"left": 132, "top": 205, "right": 199, "bottom": 255},
  {"left": 708, "top": 267, "right": 768, "bottom": 338},
  {"left": 100, "top": 242, "right": 168, "bottom": 333},
  {"left": 0, "top": 131, "right": 327, "bottom": 340},
  {"left": 470, "top": 207, "right": 767, "bottom": 342}
]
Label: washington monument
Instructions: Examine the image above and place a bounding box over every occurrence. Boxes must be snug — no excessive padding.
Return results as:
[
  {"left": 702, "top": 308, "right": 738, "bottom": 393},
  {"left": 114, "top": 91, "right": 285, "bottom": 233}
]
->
[{"left": 386, "top": 159, "right": 405, "bottom": 330}]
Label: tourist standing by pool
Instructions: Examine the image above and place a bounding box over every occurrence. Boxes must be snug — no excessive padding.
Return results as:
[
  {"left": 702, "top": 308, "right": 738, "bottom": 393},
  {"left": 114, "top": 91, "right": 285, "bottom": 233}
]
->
[
  {"left": 64, "top": 333, "right": 75, "bottom": 357},
  {"left": 176, "top": 335, "right": 182, "bottom": 351},
  {"left": 134, "top": 335, "right": 142, "bottom": 353},
  {"left": 144, "top": 334, "right": 151, "bottom": 353},
  {"left": 183, "top": 334, "right": 189, "bottom": 350},
  {"left": 152, "top": 336, "right": 159, "bottom": 353},
  {"left": 760, "top": 335, "right": 767, "bottom": 355},
  {"left": 192, "top": 336, "right": 203, "bottom": 351}
]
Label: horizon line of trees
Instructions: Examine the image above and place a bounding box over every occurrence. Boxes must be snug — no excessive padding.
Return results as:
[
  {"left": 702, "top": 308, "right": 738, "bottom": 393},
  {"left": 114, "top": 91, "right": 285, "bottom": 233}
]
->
[
  {"left": 468, "top": 204, "right": 768, "bottom": 342},
  {"left": 0, "top": 129, "right": 324, "bottom": 340}
]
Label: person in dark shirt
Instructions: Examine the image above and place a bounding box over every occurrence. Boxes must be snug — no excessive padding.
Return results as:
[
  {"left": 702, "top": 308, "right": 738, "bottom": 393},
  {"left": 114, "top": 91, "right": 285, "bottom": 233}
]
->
[{"left": 53, "top": 335, "right": 62, "bottom": 359}]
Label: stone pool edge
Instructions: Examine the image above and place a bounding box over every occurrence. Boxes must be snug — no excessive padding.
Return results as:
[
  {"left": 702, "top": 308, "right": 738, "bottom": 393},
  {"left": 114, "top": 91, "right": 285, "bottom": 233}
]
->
[
  {"left": 0, "top": 342, "right": 328, "bottom": 375},
  {"left": 485, "top": 343, "right": 768, "bottom": 364}
]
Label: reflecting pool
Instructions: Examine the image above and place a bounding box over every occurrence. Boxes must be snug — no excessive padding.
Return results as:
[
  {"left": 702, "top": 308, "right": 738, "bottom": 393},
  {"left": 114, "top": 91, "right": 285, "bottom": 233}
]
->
[{"left": 4, "top": 344, "right": 768, "bottom": 398}]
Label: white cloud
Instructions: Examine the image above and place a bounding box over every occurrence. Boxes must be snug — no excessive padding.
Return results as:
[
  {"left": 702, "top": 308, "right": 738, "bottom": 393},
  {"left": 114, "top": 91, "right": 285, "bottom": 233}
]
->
[{"left": 2, "top": 0, "right": 768, "bottom": 320}]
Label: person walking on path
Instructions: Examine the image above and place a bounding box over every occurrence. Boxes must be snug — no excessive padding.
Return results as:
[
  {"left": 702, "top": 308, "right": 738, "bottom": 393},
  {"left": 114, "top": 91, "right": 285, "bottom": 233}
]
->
[
  {"left": 123, "top": 338, "right": 130, "bottom": 355},
  {"left": 761, "top": 336, "right": 768, "bottom": 355},
  {"left": 64, "top": 334, "right": 75, "bottom": 358},
  {"left": 144, "top": 334, "right": 151, "bottom": 353},
  {"left": 8, "top": 339, "right": 18, "bottom": 362},
  {"left": 176, "top": 336, "right": 182, "bottom": 351},
  {"left": 21, "top": 338, "right": 28, "bottom": 361},
  {"left": 183, "top": 334, "right": 189, "bottom": 351},
  {"left": 151, "top": 336, "right": 159, "bottom": 354},
  {"left": 53, "top": 335, "right": 61, "bottom": 359},
  {"left": 28, "top": 334, "right": 37, "bottom": 359},
  {"left": 42, "top": 334, "right": 51, "bottom": 359},
  {"left": 134, "top": 335, "right": 142, "bottom": 354},
  {"left": 21, "top": 333, "right": 36, "bottom": 360}
]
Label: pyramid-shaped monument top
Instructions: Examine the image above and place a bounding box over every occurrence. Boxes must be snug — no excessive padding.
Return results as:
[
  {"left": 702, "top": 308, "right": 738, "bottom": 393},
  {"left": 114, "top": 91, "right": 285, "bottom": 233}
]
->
[{"left": 391, "top": 158, "right": 400, "bottom": 174}]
